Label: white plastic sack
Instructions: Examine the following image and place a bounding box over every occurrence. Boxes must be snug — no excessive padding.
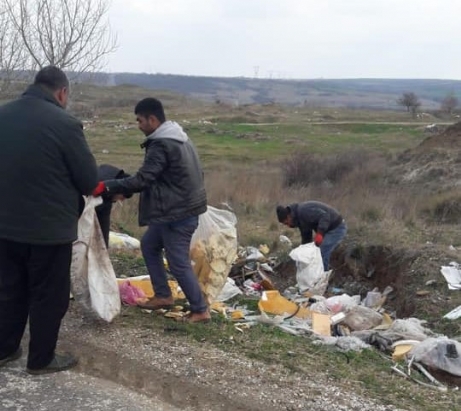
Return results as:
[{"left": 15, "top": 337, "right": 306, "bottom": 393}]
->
[
  {"left": 409, "top": 337, "right": 461, "bottom": 377},
  {"left": 70, "top": 197, "right": 121, "bottom": 322},
  {"left": 109, "top": 231, "right": 141, "bottom": 250},
  {"left": 289, "top": 243, "right": 329, "bottom": 295},
  {"left": 190, "top": 206, "right": 238, "bottom": 305}
]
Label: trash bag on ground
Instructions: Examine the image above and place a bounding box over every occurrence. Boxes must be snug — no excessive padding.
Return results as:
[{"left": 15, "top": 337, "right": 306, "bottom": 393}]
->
[
  {"left": 109, "top": 231, "right": 141, "bottom": 250},
  {"left": 190, "top": 206, "right": 238, "bottom": 305},
  {"left": 289, "top": 243, "right": 329, "bottom": 295},
  {"left": 343, "top": 305, "right": 383, "bottom": 331},
  {"left": 70, "top": 197, "right": 121, "bottom": 322},
  {"left": 119, "top": 280, "right": 146, "bottom": 306},
  {"left": 409, "top": 337, "right": 461, "bottom": 377}
]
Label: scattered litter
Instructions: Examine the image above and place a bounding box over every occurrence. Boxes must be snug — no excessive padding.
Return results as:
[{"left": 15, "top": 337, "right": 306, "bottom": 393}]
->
[
  {"left": 392, "top": 340, "right": 421, "bottom": 361},
  {"left": 330, "top": 311, "right": 346, "bottom": 325},
  {"left": 258, "top": 244, "right": 270, "bottom": 255},
  {"left": 109, "top": 231, "right": 141, "bottom": 250},
  {"left": 216, "top": 277, "right": 243, "bottom": 302},
  {"left": 313, "top": 336, "right": 371, "bottom": 352},
  {"left": 440, "top": 262, "right": 461, "bottom": 290},
  {"left": 363, "top": 290, "right": 384, "bottom": 309},
  {"left": 312, "top": 312, "right": 331, "bottom": 336},
  {"left": 278, "top": 235, "right": 292, "bottom": 246},
  {"left": 392, "top": 362, "right": 447, "bottom": 391},
  {"left": 245, "top": 246, "right": 265, "bottom": 261},
  {"left": 443, "top": 305, "right": 461, "bottom": 320},
  {"left": 343, "top": 305, "right": 383, "bottom": 331},
  {"left": 116, "top": 276, "right": 185, "bottom": 300},
  {"left": 258, "top": 290, "right": 310, "bottom": 319},
  {"left": 107, "top": 218, "right": 461, "bottom": 389},
  {"left": 119, "top": 280, "right": 146, "bottom": 306}
]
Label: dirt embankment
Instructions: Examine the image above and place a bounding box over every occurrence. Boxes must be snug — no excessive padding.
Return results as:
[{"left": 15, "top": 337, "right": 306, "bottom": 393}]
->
[{"left": 389, "top": 121, "right": 461, "bottom": 191}]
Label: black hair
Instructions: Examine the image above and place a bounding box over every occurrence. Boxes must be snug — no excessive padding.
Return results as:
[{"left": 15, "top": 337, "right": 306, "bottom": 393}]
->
[
  {"left": 276, "top": 205, "right": 290, "bottom": 222},
  {"left": 134, "top": 97, "right": 166, "bottom": 123},
  {"left": 34, "top": 66, "right": 69, "bottom": 91}
]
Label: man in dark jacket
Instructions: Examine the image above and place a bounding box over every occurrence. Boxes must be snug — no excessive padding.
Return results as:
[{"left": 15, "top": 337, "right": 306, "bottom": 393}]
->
[
  {"left": 92, "top": 98, "right": 209, "bottom": 323},
  {"left": 0, "top": 66, "right": 98, "bottom": 374},
  {"left": 277, "top": 201, "right": 347, "bottom": 271},
  {"left": 95, "top": 164, "right": 132, "bottom": 248}
]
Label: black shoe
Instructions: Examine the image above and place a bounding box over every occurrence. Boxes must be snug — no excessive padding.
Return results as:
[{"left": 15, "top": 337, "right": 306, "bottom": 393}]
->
[
  {"left": 0, "top": 347, "right": 23, "bottom": 367},
  {"left": 26, "top": 353, "right": 78, "bottom": 375}
]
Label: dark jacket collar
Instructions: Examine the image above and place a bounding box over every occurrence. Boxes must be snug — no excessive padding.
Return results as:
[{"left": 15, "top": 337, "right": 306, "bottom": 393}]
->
[{"left": 22, "top": 84, "right": 62, "bottom": 108}]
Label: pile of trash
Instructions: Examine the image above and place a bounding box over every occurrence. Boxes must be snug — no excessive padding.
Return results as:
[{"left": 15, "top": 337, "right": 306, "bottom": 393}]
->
[
  {"left": 211, "top": 244, "right": 461, "bottom": 391},
  {"left": 174, "top": 238, "right": 460, "bottom": 391},
  {"left": 73, "top": 200, "right": 461, "bottom": 390}
]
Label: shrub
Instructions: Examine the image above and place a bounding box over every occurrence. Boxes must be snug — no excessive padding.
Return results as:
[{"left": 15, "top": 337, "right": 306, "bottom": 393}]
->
[
  {"left": 423, "top": 193, "right": 461, "bottom": 223},
  {"left": 281, "top": 149, "right": 374, "bottom": 187}
]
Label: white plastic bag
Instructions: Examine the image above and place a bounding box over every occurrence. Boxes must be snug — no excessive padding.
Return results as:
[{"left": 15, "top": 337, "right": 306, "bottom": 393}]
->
[
  {"left": 409, "top": 337, "right": 461, "bottom": 377},
  {"left": 70, "top": 197, "right": 121, "bottom": 322},
  {"left": 190, "top": 206, "right": 238, "bottom": 305},
  {"left": 216, "top": 277, "right": 243, "bottom": 302},
  {"left": 289, "top": 243, "right": 329, "bottom": 295},
  {"left": 109, "top": 231, "right": 141, "bottom": 250}
]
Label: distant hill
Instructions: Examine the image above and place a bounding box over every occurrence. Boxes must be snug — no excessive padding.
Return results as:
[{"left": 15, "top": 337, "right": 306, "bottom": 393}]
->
[{"left": 92, "top": 72, "right": 461, "bottom": 110}]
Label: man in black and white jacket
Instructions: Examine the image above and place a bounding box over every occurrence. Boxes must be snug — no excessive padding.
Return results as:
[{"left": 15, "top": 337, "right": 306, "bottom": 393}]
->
[
  {"left": 277, "top": 201, "right": 347, "bottom": 271},
  {"left": 93, "top": 98, "right": 209, "bottom": 323}
]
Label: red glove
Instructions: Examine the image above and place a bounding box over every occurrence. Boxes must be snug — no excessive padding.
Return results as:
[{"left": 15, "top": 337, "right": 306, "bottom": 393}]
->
[
  {"left": 92, "top": 181, "right": 106, "bottom": 197},
  {"left": 314, "top": 232, "right": 323, "bottom": 247}
]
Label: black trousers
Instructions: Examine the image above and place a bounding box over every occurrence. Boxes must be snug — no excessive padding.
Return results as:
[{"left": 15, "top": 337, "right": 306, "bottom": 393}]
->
[
  {"left": 0, "top": 239, "right": 72, "bottom": 369},
  {"left": 95, "top": 202, "right": 112, "bottom": 248}
]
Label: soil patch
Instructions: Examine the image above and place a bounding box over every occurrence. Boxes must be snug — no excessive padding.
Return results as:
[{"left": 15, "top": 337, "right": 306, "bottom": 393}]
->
[{"left": 389, "top": 121, "right": 461, "bottom": 191}]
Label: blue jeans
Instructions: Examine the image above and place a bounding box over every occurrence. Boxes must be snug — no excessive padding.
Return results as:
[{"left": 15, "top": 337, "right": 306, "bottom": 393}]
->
[
  {"left": 141, "top": 216, "right": 207, "bottom": 313},
  {"left": 319, "top": 222, "right": 347, "bottom": 271}
]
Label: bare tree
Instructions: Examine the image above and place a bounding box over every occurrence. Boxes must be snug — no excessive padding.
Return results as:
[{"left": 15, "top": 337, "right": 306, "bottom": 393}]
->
[
  {"left": 397, "top": 92, "right": 421, "bottom": 115},
  {"left": 0, "top": 5, "right": 29, "bottom": 96},
  {"left": 440, "top": 93, "right": 459, "bottom": 115},
  {"left": 3, "top": 0, "right": 117, "bottom": 78},
  {"left": 397, "top": 93, "right": 421, "bottom": 112}
]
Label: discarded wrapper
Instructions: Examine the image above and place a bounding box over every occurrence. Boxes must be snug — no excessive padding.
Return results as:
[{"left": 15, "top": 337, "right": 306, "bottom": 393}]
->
[{"left": 330, "top": 311, "right": 346, "bottom": 325}]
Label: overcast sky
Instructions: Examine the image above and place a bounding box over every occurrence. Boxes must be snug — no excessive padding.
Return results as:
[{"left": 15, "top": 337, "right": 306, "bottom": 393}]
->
[{"left": 107, "top": 0, "right": 461, "bottom": 80}]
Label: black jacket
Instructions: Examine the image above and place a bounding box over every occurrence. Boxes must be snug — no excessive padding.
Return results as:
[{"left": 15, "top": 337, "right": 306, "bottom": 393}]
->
[
  {"left": 289, "top": 201, "right": 343, "bottom": 244},
  {"left": 0, "top": 85, "right": 98, "bottom": 244},
  {"left": 104, "top": 121, "right": 207, "bottom": 225}
]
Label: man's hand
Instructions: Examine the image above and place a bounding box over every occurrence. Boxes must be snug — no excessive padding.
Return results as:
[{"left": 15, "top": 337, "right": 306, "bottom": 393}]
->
[
  {"left": 92, "top": 181, "right": 106, "bottom": 197},
  {"left": 314, "top": 232, "right": 323, "bottom": 247}
]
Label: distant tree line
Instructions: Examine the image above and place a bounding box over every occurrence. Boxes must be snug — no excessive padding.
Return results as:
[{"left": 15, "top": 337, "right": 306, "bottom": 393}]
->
[{"left": 397, "top": 91, "right": 459, "bottom": 117}]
